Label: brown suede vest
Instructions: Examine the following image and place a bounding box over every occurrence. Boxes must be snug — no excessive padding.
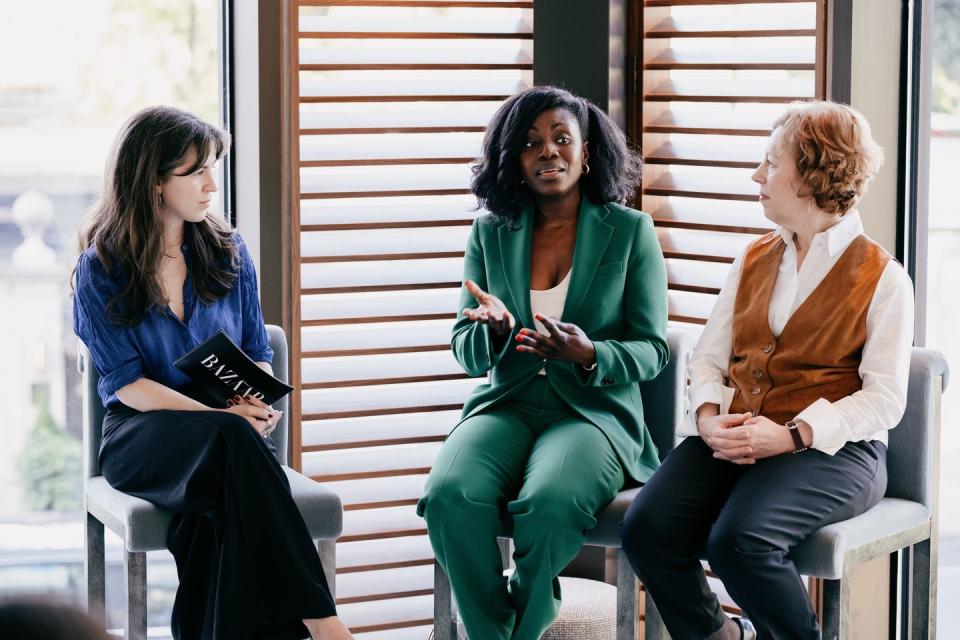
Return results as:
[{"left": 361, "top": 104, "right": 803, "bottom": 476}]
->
[{"left": 727, "top": 232, "right": 890, "bottom": 424}]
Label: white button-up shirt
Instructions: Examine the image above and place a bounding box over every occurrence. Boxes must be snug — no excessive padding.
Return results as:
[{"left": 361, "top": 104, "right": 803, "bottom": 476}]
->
[{"left": 678, "top": 211, "right": 915, "bottom": 455}]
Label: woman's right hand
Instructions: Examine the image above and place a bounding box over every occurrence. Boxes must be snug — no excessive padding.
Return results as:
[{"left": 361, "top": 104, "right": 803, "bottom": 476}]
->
[
  {"left": 462, "top": 279, "right": 516, "bottom": 337},
  {"left": 221, "top": 401, "right": 274, "bottom": 437},
  {"left": 698, "top": 409, "right": 755, "bottom": 464}
]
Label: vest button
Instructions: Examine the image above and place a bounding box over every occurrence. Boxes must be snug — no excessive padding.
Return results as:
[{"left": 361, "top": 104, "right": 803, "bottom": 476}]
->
[
  {"left": 762, "top": 344, "right": 773, "bottom": 353},
  {"left": 751, "top": 387, "right": 762, "bottom": 395}
]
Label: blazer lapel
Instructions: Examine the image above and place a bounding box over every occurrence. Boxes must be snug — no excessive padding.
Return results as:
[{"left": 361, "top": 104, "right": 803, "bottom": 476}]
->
[
  {"left": 498, "top": 206, "right": 535, "bottom": 330},
  {"left": 561, "top": 199, "right": 614, "bottom": 323}
]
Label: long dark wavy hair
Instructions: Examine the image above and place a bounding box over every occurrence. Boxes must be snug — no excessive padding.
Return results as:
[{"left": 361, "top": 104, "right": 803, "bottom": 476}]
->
[
  {"left": 471, "top": 86, "right": 643, "bottom": 225},
  {"left": 73, "top": 106, "right": 236, "bottom": 326}
]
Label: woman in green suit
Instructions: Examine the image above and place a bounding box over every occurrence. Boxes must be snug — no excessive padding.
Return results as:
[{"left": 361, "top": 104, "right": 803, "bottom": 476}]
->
[{"left": 417, "top": 86, "right": 669, "bottom": 640}]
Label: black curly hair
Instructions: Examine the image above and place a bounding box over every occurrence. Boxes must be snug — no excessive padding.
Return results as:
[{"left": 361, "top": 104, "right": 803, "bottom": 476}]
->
[{"left": 471, "top": 86, "right": 642, "bottom": 225}]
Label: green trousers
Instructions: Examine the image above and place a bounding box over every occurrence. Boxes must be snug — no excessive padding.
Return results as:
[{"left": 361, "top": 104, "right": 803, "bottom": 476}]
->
[{"left": 417, "top": 376, "right": 625, "bottom": 640}]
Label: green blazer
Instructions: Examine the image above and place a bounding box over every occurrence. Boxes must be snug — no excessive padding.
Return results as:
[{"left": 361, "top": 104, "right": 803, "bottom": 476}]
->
[{"left": 451, "top": 198, "right": 670, "bottom": 483}]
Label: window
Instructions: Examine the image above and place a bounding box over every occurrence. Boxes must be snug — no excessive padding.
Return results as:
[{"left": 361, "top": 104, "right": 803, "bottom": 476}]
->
[
  {"left": 0, "top": 1, "right": 223, "bottom": 634},
  {"left": 287, "top": 1, "right": 533, "bottom": 634}
]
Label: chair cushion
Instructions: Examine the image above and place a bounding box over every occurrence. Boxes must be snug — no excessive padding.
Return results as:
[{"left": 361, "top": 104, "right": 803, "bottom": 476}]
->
[
  {"left": 543, "top": 577, "right": 616, "bottom": 640},
  {"left": 585, "top": 487, "right": 641, "bottom": 548},
  {"left": 87, "top": 467, "right": 343, "bottom": 553},
  {"left": 578, "top": 491, "right": 929, "bottom": 582},
  {"left": 791, "top": 497, "right": 930, "bottom": 579}
]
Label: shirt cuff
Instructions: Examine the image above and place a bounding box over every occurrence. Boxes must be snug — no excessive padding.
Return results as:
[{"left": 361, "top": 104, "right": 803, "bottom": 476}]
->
[
  {"left": 794, "top": 398, "right": 844, "bottom": 456},
  {"left": 484, "top": 323, "right": 514, "bottom": 368},
  {"left": 245, "top": 348, "right": 274, "bottom": 364},
  {"left": 689, "top": 382, "right": 727, "bottom": 416},
  {"left": 99, "top": 361, "right": 144, "bottom": 402}
]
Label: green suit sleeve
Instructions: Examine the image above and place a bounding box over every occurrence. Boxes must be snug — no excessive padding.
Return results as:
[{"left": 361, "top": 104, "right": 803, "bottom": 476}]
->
[
  {"left": 450, "top": 219, "right": 515, "bottom": 377},
  {"left": 576, "top": 213, "right": 669, "bottom": 386}
]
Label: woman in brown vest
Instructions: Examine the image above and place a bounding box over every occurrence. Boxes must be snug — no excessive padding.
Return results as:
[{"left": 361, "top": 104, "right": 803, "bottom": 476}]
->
[{"left": 620, "top": 101, "right": 914, "bottom": 639}]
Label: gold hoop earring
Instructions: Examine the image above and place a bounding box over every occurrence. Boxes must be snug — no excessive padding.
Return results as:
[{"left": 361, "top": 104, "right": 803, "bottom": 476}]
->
[{"left": 582, "top": 163, "right": 590, "bottom": 175}]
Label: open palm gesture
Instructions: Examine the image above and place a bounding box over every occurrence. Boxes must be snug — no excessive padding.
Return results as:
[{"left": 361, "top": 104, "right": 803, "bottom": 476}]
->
[{"left": 461, "top": 279, "right": 516, "bottom": 337}]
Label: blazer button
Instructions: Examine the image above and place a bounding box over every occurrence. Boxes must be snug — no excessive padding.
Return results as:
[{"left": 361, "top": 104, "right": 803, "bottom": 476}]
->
[
  {"left": 601, "top": 376, "right": 615, "bottom": 386},
  {"left": 751, "top": 387, "right": 762, "bottom": 396},
  {"left": 751, "top": 368, "right": 764, "bottom": 380},
  {"left": 762, "top": 344, "right": 774, "bottom": 354}
]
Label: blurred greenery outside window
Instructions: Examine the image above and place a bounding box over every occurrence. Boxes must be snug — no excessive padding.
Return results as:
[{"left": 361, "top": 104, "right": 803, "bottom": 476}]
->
[{"left": 0, "top": 0, "right": 220, "bottom": 623}]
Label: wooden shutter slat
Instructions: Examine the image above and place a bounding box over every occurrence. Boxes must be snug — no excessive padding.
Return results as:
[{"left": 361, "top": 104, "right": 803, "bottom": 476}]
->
[
  {"left": 646, "top": 79, "right": 812, "bottom": 103},
  {"left": 301, "top": 319, "right": 455, "bottom": 352},
  {"left": 301, "top": 63, "right": 531, "bottom": 70},
  {"left": 645, "top": 110, "right": 773, "bottom": 136},
  {"left": 646, "top": 140, "right": 763, "bottom": 168},
  {"left": 646, "top": 15, "right": 815, "bottom": 38},
  {"left": 645, "top": 0, "right": 810, "bottom": 6},
  {"left": 651, "top": 200, "right": 773, "bottom": 234},
  {"left": 644, "top": 173, "right": 758, "bottom": 201},
  {"left": 338, "top": 535, "right": 433, "bottom": 571},
  {"left": 299, "top": 31, "right": 532, "bottom": 39},
  {"left": 306, "top": 1, "right": 531, "bottom": 6},
  {"left": 657, "top": 228, "right": 752, "bottom": 263},
  {"left": 645, "top": 50, "right": 814, "bottom": 71},
  {"left": 304, "top": 1, "right": 531, "bottom": 6}
]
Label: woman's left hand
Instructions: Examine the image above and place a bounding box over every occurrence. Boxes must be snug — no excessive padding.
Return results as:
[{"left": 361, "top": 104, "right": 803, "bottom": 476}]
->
[
  {"left": 709, "top": 415, "right": 795, "bottom": 461},
  {"left": 515, "top": 314, "right": 596, "bottom": 368}
]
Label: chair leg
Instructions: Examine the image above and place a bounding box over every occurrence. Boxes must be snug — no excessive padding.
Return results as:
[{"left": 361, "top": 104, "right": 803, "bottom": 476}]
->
[
  {"left": 615, "top": 549, "right": 639, "bottom": 640},
  {"left": 318, "top": 538, "right": 337, "bottom": 599},
  {"left": 433, "top": 561, "right": 458, "bottom": 640},
  {"left": 910, "top": 537, "right": 935, "bottom": 639},
  {"left": 820, "top": 574, "right": 851, "bottom": 640},
  {"left": 643, "top": 589, "right": 668, "bottom": 640},
  {"left": 85, "top": 513, "right": 106, "bottom": 626},
  {"left": 124, "top": 550, "right": 147, "bottom": 640}
]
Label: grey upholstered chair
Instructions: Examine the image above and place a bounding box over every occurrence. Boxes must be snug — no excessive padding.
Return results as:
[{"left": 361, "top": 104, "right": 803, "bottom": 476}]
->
[
  {"left": 80, "top": 325, "right": 343, "bottom": 640},
  {"left": 644, "top": 347, "right": 949, "bottom": 640},
  {"left": 432, "top": 327, "right": 696, "bottom": 640}
]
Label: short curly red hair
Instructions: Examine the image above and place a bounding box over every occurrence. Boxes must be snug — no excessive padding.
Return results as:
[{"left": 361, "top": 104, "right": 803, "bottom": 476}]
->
[{"left": 771, "top": 101, "right": 884, "bottom": 216}]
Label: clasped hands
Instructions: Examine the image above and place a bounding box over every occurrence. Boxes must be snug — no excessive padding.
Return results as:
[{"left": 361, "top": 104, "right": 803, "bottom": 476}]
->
[
  {"left": 462, "top": 280, "right": 596, "bottom": 368},
  {"left": 698, "top": 408, "right": 806, "bottom": 464},
  {"left": 222, "top": 395, "right": 283, "bottom": 438}
]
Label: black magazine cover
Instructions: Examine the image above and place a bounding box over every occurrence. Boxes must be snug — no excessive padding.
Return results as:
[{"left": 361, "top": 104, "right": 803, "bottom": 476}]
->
[{"left": 173, "top": 330, "right": 293, "bottom": 408}]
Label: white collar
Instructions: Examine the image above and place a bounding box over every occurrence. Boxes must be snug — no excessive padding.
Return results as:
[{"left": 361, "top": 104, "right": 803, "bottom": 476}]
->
[{"left": 775, "top": 209, "right": 864, "bottom": 258}]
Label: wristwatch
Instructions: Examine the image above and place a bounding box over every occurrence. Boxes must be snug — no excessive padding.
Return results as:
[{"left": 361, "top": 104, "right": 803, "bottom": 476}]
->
[{"left": 784, "top": 420, "right": 809, "bottom": 454}]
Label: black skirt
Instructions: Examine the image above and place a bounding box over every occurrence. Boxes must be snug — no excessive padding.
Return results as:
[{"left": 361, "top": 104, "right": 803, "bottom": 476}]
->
[{"left": 100, "top": 404, "right": 337, "bottom": 640}]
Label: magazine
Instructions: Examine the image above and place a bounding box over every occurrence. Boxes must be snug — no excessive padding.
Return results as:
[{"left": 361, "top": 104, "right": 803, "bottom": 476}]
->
[{"left": 173, "top": 330, "right": 293, "bottom": 408}]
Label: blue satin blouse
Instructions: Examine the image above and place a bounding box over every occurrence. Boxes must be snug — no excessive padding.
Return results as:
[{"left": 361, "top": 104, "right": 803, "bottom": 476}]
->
[{"left": 73, "top": 235, "right": 273, "bottom": 408}]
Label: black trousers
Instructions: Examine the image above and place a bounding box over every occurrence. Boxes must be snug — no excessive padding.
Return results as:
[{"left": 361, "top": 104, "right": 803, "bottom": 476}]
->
[
  {"left": 620, "top": 436, "right": 886, "bottom": 640},
  {"left": 101, "top": 405, "right": 336, "bottom": 640}
]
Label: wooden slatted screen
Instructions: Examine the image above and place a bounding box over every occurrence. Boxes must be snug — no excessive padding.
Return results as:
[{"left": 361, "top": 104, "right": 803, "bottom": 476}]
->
[
  {"left": 288, "top": 1, "right": 533, "bottom": 636},
  {"left": 628, "top": 0, "right": 827, "bottom": 326}
]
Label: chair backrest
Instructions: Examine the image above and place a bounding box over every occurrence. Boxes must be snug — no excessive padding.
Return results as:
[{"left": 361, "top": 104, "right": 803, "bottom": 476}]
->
[
  {"left": 638, "top": 327, "right": 696, "bottom": 462},
  {"left": 885, "top": 347, "right": 949, "bottom": 508},
  {"left": 80, "top": 324, "right": 291, "bottom": 478}
]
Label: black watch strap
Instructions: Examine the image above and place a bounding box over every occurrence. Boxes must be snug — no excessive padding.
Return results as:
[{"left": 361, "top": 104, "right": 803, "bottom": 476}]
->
[{"left": 785, "top": 420, "right": 809, "bottom": 453}]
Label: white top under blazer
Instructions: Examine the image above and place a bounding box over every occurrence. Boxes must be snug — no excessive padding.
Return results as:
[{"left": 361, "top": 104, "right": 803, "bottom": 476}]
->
[{"left": 530, "top": 269, "right": 572, "bottom": 375}]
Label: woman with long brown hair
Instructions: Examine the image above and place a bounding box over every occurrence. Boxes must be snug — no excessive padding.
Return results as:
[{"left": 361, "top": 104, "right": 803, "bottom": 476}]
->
[{"left": 72, "top": 106, "right": 352, "bottom": 640}]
